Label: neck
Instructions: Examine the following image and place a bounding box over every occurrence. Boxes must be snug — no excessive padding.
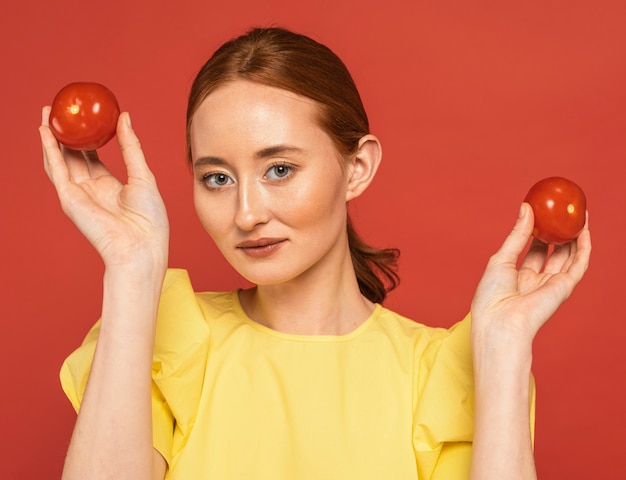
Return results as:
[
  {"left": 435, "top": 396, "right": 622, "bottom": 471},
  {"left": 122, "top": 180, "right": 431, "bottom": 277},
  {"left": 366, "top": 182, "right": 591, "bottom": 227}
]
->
[{"left": 238, "top": 240, "right": 375, "bottom": 336}]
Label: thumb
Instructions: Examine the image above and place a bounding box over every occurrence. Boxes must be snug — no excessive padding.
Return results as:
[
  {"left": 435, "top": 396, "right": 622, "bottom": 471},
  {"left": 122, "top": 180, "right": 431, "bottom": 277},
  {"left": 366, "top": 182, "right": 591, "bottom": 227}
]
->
[{"left": 490, "top": 203, "right": 534, "bottom": 267}]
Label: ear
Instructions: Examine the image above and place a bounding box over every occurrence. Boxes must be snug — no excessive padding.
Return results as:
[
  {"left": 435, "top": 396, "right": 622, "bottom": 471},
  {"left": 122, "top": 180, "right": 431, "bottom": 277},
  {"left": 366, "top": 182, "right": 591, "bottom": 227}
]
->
[{"left": 345, "top": 134, "right": 382, "bottom": 202}]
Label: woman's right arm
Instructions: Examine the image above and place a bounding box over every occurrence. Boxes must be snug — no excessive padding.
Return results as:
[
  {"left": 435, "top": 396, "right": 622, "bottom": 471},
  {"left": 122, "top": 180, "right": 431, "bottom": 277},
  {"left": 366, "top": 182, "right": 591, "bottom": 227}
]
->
[{"left": 40, "top": 107, "right": 169, "bottom": 480}]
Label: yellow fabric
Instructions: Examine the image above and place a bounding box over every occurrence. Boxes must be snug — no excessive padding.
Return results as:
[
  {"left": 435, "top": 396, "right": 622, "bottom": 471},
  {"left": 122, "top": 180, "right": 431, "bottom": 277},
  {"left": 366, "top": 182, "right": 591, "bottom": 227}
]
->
[{"left": 60, "top": 268, "right": 525, "bottom": 479}]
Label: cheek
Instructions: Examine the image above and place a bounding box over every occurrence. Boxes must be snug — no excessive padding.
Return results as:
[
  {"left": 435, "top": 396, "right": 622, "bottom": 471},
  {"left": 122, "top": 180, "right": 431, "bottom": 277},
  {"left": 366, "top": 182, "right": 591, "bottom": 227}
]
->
[
  {"left": 193, "top": 190, "right": 229, "bottom": 240},
  {"left": 282, "top": 172, "right": 348, "bottom": 227}
]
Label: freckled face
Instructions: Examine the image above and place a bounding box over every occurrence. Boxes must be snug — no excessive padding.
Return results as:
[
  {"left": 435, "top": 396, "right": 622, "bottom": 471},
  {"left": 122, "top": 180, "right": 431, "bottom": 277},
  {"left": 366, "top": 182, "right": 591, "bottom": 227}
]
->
[{"left": 190, "top": 80, "right": 352, "bottom": 286}]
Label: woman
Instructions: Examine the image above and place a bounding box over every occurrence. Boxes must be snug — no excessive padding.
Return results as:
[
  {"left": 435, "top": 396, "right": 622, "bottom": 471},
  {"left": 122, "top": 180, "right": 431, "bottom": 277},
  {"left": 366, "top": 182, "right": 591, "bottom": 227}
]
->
[{"left": 40, "top": 28, "right": 591, "bottom": 480}]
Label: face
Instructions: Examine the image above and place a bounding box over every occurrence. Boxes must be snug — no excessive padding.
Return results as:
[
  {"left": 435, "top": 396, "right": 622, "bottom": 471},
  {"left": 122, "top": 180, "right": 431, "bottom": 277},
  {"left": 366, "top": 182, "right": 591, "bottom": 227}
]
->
[{"left": 190, "top": 80, "right": 353, "bottom": 286}]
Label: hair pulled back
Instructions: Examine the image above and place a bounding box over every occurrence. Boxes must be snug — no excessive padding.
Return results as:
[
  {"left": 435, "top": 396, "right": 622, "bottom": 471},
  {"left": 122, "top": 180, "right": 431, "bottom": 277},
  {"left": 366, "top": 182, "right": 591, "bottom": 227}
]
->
[{"left": 186, "top": 27, "right": 399, "bottom": 303}]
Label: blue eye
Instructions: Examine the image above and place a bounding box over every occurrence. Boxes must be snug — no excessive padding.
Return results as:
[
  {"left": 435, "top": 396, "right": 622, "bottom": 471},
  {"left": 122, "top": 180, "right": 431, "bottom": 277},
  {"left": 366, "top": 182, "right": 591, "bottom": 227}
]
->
[
  {"left": 204, "top": 172, "right": 234, "bottom": 188},
  {"left": 266, "top": 163, "right": 293, "bottom": 180}
]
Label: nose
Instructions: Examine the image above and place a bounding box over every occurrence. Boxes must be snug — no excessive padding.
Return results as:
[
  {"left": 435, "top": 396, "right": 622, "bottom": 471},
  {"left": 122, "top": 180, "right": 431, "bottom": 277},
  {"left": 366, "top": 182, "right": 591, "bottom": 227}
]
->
[{"left": 234, "top": 178, "right": 270, "bottom": 231}]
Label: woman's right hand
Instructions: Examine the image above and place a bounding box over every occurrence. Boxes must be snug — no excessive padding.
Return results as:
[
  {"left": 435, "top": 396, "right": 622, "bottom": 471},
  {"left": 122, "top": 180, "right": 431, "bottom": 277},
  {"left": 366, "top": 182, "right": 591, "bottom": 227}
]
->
[{"left": 40, "top": 106, "right": 169, "bottom": 270}]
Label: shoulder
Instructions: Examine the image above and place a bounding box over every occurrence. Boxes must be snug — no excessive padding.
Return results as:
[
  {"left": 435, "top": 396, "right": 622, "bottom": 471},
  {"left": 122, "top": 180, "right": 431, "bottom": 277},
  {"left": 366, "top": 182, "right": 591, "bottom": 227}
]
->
[
  {"left": 373, "top": 305, "right": 460, "bottom": 349},
  {"left": 154, "top": 269, "right": 248, "bottom": 354},
  {"left": 157, "top": 269, "right": 237, "bottom": 327},
  {"left": 374, "top": 306, "right": 473, "bottom": 380},
  {"left": 361, "top": 306, "right": 471, "bottom": 382}
]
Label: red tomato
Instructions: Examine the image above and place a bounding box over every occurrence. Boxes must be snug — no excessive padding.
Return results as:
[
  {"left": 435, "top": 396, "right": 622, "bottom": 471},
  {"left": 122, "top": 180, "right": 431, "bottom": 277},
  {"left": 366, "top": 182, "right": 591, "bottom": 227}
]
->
[
  {"left": 49, "top": 82, "right": 120, "bottom": 151},
  {"left": 524, "top": 176, "right": 586, "bottom": 245}
]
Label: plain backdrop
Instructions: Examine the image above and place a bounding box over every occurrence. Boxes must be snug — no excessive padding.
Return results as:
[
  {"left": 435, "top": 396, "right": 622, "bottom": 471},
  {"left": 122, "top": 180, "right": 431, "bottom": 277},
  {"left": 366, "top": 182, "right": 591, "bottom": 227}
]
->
[{"left": 2, "top": 0, "right": 625, "bottom": 477}]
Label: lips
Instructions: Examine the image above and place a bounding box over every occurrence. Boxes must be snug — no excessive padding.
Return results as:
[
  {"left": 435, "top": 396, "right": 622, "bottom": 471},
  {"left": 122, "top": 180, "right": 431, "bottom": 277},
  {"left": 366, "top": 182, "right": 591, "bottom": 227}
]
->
[
  {"left": 236, "top": 238, "right": 286, "bottom": 249},
  {"left": 236, "top": 238, "right": 287, "bottom": 257}
]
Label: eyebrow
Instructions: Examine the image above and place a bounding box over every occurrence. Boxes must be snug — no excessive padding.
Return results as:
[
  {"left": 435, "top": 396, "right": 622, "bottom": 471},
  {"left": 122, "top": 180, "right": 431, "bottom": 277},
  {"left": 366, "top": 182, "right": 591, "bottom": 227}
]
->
[
  {"left": 193, "top": 145, "right": 304, "bottom": 168},
  {"left": 255, "top": 145, "right": 304, "bottom": 160},
  {"left": 193, "top": 156, "right": 226, "bottom": 168}
]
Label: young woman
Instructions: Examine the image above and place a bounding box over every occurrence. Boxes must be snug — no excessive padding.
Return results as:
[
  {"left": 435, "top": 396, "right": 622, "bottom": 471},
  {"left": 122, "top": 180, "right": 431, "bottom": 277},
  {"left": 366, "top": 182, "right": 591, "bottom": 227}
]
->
[{"left": 40, "top": 27, "right": 591, "bottom": 480}]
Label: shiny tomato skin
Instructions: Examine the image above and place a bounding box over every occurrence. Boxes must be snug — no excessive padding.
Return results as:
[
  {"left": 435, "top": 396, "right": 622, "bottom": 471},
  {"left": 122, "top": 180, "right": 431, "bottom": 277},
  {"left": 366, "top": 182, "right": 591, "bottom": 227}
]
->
[
  {"left": 524, "top": 176, "right": 586, "bottom": 245},
  {"left": 49, "top": 82, "right": 120, "bottom": 150}
]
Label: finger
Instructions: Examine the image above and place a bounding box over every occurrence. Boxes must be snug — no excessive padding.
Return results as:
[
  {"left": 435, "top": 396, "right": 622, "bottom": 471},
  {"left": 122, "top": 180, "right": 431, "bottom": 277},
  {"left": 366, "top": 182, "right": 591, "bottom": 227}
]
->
[
  {"left": 41, "top": 106, "right": 54, "bottom": 178},
  {"left": 116, "top": 112, "right": 156, "bottom": 183},
  {"left": 82, "top": 149, "right": 100, "bottom": 163},
  {"left": 81, "top": 149, "right": 113, "bottom": 179},
  {"left": 543, "top": 241, "right": 571, "bottom": 274},
  {"left": 40, "top": 106, "right": 70, "bottom": 186},
  {"left": 538, "top": 230, "right": 590, "bottom": 311},
  {"left": 489, "top": 203, "right": 534, "bottom": 268},
  {"left": 41, "top": 106, "right": 95, "bottom": 184},
  {"left": 519, "top": 237, "right": 549, "bottom": 273},
  {"left": 551, "top": 210, "right": 590, "bottom": 274},
  {"left": 61, "top": 144, "right": 92, "bottom": 183},
  {"left": 541, "top": 223, "right": 591, "bottom": 308},
  {"left": 571, "top": 211, "right": 591, "bottom": 272},
  {"left": 41, "top": 105, "right": 51, "bottom": 127},
  {"left": 565, "top": 216, "right": 592, "bottom": 282}
]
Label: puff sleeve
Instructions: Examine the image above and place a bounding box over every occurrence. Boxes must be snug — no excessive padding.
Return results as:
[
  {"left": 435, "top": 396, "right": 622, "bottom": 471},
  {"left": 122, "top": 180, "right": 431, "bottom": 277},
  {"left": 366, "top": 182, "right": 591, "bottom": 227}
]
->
[
  {"left": 413, "top": 314, "right": 537, "bottom": 479},
  {"left": 59, "top": 269, "right": 210, "bottom": 466}
]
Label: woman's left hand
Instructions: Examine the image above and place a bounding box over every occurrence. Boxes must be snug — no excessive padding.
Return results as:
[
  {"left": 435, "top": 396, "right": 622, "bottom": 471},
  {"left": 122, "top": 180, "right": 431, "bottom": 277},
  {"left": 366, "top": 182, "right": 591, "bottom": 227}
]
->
[
  {"left": 470, "top": 202, "right": 591, "bottom": 348},
  {"left": 470, "top": 203, "right": 591, "bottom": 479}
]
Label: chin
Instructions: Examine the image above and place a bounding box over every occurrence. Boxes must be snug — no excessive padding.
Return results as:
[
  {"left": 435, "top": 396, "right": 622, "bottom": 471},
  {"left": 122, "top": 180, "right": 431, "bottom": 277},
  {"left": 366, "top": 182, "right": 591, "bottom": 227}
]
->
[
  {"left": 234, "top": 263, "right": 310, "bottom": 288},
  {"left": 239, "top": 273, "right": 296, "bottom": 287},
  {"left": 225, "top": 245, "right": 335, "bottom": 288}
]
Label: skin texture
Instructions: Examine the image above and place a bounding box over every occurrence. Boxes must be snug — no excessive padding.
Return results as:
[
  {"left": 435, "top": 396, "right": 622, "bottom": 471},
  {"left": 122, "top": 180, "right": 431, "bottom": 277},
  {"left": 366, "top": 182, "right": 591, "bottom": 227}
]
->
[
  {"left": 40, "top": 79, "right": 591, "bottom": 479},
  {"left": 191, "top": 82, "right": 351, "bottom": 287},
  {"left": 191, "top": 81, "right": 381, "bottom": 335}
]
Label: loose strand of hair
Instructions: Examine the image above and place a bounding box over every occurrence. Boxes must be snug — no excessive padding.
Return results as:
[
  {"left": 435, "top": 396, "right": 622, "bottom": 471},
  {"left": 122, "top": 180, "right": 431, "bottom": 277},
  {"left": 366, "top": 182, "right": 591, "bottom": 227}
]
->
[{"left": 347, "top": 218, "right": 400, "bottom": 304}]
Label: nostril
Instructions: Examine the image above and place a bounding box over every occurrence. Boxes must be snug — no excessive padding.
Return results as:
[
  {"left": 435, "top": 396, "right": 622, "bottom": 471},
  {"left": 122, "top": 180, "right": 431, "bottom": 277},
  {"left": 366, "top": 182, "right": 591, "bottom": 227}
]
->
[{"left": 234, "top": 198, "right": 269, "bottom": 231}]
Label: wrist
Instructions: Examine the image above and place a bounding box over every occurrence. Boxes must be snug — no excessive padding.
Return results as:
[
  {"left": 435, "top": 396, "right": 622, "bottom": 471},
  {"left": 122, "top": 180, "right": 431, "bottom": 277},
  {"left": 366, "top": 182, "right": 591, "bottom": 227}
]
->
[
  {"left": 103, "top": 249, "right": 168, "bottom": 277},
  {"left": 100, "top": 261, "right": 166, "bottom": 337},
  {"left": 103, "top": 258, "right": 167, "bottom": 302},
  {"left": 471, "top": 322, "right": 534, "bottom": 380}
]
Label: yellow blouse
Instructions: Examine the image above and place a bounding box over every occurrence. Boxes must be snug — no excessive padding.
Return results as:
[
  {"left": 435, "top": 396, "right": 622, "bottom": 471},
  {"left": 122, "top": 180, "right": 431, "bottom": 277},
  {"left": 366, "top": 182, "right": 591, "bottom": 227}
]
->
[{"left": 60, "top": 269, "right": 514, "bottom": 479}]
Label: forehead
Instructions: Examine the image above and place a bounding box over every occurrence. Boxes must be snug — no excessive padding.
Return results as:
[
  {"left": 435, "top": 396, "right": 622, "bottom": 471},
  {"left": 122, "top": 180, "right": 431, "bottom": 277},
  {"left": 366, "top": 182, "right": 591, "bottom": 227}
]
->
[{"left": 190, "top": 81, "right": 325, "bottom": 153}]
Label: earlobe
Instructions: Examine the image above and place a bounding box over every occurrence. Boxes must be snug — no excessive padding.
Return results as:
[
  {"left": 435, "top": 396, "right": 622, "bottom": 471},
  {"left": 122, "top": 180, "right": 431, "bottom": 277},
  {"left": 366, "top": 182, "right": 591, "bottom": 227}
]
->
[{"left": 346, "top": 134, "right": 382, "bottom": 201}]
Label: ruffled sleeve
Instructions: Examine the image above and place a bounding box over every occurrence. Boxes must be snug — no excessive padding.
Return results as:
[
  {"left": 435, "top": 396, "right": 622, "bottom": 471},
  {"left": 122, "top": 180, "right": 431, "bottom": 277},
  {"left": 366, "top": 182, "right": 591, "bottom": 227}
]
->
[
  {"left": 59, "top": 269, "right": 210, "bottom": 466},
  {"left": 412, "top": 314, "right": 536, "bottom": 479}
]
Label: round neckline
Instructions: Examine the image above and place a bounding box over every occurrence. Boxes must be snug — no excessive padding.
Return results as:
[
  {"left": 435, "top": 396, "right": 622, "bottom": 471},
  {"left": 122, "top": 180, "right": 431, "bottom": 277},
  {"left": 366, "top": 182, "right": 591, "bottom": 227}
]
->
[{"left": 231, "top": 290, "right": 382, "bottom": 343}]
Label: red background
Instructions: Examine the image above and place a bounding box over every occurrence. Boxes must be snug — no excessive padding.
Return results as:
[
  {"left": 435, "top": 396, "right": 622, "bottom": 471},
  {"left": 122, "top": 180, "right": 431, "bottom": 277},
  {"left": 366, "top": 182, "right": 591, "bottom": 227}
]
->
[{"left": 2, "top": 0, "right": 625, "bottom": 477}]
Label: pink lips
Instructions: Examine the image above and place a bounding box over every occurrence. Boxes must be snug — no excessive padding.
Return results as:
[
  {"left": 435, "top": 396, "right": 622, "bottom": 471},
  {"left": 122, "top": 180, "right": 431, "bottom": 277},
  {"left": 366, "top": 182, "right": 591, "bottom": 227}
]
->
[{"left": 236, "top": 238, "right": 287, "bottom": 257}]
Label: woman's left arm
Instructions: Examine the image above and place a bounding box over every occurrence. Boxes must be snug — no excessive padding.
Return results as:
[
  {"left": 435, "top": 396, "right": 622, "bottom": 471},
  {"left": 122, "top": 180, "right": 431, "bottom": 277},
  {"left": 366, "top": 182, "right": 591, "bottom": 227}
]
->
[{"left": 469, "top": 202, "right": 591, "bottom": 480}]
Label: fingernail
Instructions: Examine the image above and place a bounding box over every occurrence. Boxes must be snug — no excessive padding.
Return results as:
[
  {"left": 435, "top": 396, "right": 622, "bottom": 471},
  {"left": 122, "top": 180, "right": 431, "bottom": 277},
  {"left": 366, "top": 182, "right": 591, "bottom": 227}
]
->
[
  {"left": 519, "top": 203, "right": 526, "bottom": 217},
  {"left": 126, "top": 113, "right": 132, "bottom": 129}
]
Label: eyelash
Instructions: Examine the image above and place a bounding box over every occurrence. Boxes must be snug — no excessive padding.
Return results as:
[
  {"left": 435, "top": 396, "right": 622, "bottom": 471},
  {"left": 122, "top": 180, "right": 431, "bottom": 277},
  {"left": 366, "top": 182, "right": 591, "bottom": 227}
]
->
[
  {"left": 265, "top": 162, "right": 296, "bottom": 180},
  {"left": 200, "top": 162, "right": 297, "bottom": 190},
  {"left": 201, "top": 172, "right": 233, "bottom": 190}
]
